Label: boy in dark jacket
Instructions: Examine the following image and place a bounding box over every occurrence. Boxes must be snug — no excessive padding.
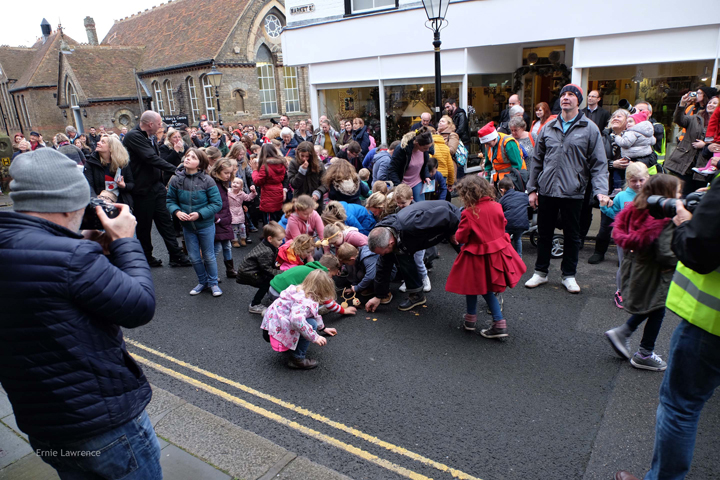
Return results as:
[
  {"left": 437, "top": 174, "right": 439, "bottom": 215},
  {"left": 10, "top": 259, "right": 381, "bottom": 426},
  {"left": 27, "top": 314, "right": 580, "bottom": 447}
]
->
[
  {"left": 498, "top": 176, "right": 529, "bottom": 257},
  {"left": 237, "top": 221, "right": 285, "bottom": 314},
  {"left": 424, "top": 157, "right": 448, "bottom": 201}
]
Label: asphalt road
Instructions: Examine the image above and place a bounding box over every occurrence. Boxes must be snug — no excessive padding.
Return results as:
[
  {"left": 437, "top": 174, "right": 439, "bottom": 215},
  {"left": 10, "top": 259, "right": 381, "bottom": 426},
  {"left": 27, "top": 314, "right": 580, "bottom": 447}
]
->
[{"left": 124, "top": 226, "right": 720, "bottom": 480}]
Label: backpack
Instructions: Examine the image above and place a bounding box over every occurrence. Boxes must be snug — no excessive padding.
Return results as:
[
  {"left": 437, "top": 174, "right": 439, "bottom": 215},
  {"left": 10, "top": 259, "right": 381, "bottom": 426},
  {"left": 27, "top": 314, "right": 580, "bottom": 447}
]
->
[{"left": 455, "top": 139, "right": 468, "bottom": 166}]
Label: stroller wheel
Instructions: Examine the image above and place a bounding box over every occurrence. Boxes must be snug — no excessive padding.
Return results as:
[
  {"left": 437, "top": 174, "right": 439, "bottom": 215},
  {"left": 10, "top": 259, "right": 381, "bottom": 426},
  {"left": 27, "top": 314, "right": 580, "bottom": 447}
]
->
[
  {"left": 551, "top": 234, "right": 564, "bottom": 258},
  {"left": 529, "top": 231, "right": 538, "bottom": 247}
]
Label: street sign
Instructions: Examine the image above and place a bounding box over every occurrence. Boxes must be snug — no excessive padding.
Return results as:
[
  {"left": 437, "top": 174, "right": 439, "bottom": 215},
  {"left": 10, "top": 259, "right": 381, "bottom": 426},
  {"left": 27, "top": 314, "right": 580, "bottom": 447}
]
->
[{"left": 162, "top": 115, "right": 189, "bottom": 128}]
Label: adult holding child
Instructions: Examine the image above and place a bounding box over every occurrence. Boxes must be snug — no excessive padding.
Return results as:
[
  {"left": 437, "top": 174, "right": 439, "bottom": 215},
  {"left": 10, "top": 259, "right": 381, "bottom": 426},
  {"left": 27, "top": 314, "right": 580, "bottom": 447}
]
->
[{"left": 387, "top": 126, "right": 434, "bottom": 203}]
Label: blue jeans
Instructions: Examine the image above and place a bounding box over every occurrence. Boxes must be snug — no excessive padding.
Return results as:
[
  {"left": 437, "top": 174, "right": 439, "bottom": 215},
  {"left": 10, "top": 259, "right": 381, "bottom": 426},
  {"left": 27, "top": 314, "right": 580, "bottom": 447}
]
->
[
  {"left": 645, "top": 319, "right": 720, "bottom": 480},
  {"left": 466, "top": 294, "right": 503, "bottom": 320},
  {"left": 183, "top": 225, "right": 218, "bottom": 286},
  {"left": 293, "top": 317, "right": 318, "bottom": 359},
  {"left": 29, "top": 410, "right": 162, "bottom": 480},
  {"left": 214, "top": 239, "right": 232, "bottom": 261},
  {"left": 506, "top": 228, "right": 525, "bottom": 257},
  {"left": 410, "top": 182, "right": 424, "bottom": 203}
]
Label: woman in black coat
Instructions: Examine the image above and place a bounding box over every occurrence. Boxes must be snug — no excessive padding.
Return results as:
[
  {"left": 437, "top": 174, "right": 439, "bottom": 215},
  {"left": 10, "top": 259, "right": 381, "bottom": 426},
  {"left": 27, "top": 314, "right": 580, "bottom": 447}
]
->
[
  {"left": 351, "top": 117, "right": 371, "bottom": 158},
  {"left": 387, "top": 127, "right": 433, "bottom": 203},
  {"left": 159, "top": 128, "right": 188, "bottom": 185},
  {"left": 287, "top": 141, "right": 327, "bottom": 204},
  {"left": 83, "top": 135, "right": 135, "bottom": 208}
]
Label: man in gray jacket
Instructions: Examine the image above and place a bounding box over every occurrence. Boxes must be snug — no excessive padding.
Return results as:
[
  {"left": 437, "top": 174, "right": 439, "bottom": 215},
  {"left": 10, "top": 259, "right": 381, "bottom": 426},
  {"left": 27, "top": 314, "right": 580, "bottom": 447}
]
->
[{"left": 525, "top": 84, "right": 609, "bottom": 293}]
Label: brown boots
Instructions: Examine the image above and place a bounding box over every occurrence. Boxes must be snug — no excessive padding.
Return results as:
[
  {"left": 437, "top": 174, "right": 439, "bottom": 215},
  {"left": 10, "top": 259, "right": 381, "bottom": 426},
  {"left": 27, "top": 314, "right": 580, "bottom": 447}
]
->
[
  {"left": 231, "top": 239, "right": 247, "bottom": 248},
  {"left": 232, "top": 240, "right": 241, "bottom": 248},
  {"left": 224, "top": 260, "right": 237, "bottom": 278}
]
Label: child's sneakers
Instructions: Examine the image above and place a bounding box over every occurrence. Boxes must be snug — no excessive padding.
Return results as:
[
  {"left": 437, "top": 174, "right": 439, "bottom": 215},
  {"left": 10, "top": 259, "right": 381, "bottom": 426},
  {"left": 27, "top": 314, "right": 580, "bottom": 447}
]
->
[
  {"left": 249, "top": 304, "right": 265, "bottom": 315},
  {"left": 692, "top": 158, "right": 718, "bottom": 176},
  {"left": 189, "top": 284, "right": 207, "bottom": 295},
  {"left": 630, "top": 351, "right": 667, "bottom": 371},
  {"left": 211, "top": 285, "right": 223, "bottom": 297},
  {"left": 604, "top": 327, "right": 631, "bottom": 360},
  {"left": 614, "top": 290, "right": 624, "bottom": 309},
  {"left": 422, "top": 275, "right": 432, "bottom": 292},
  {"left": 480, "top": 319, "right": 508, "bottom": 339},
  {"left": 463, "top": 314, "right": 477, "bottom": 331}
]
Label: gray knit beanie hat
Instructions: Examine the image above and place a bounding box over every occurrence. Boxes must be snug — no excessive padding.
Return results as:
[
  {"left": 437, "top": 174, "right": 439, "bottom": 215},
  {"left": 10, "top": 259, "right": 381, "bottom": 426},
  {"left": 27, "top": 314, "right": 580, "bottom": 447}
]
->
[{"left": 10, "top": 148, "right": 91, "bottom": 213}]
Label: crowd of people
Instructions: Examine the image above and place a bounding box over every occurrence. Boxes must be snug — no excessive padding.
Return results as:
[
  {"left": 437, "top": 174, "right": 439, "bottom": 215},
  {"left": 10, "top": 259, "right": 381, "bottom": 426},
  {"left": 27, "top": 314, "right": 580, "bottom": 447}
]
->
[{"left": 2, "top": 81, "right": 719, "bottom": 480}]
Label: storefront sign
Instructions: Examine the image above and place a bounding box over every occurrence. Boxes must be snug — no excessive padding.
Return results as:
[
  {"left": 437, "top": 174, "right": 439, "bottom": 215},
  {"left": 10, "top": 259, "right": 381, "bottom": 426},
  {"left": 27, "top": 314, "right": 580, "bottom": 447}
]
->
[
  {"left": 291, "top": 4, "right": 315, "bottom": 14},
  {"left": 162, "top": 115, "right": 190, "bottom": 128}
]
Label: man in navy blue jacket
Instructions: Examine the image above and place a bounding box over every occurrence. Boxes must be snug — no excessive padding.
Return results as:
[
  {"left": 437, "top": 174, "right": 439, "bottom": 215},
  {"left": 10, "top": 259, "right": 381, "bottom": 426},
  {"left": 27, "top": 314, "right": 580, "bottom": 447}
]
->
[{"left": 0, "top": 149, "right": 161, "bottom": 479}]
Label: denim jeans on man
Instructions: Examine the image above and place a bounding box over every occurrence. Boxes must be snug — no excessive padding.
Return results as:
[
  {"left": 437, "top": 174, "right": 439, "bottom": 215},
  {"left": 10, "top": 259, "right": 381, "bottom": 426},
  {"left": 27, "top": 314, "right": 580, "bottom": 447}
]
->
[
  {"left": 535, "top": 195, "right": 583, "bottom": 277},
  {"left": 29, "top": 411, "right": 162, "bottom": 480},
  {"left": 645, "top": 319, "right": 720, "bottom": 480},
  {"left": 294, "top": 317, "right": 318, "bottom": 359},
  {"left": 182, "top": 224, "right": 218, "bottom": 286}
]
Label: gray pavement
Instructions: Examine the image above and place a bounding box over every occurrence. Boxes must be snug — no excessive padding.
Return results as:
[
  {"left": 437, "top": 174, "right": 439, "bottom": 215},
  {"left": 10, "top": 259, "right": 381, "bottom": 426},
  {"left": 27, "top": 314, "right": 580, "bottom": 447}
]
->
[{"left": 0, "top": 385, "right": 350, "bottom": 480}]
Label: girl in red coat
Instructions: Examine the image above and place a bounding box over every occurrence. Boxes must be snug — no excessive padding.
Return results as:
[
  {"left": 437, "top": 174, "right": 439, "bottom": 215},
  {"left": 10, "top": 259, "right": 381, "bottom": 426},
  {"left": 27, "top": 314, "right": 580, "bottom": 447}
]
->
[
  {"left": 252, "top": 144, "right": 288, "bottom": 223},
  {"left": 445, "top": 176, "right": 527, "bottom": 338}
]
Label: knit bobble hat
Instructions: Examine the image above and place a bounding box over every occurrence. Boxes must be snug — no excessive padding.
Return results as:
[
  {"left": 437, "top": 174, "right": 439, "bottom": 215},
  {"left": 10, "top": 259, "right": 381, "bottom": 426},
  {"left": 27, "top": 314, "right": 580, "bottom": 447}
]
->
[
  {"left": 9, "top": 148, "right": 91, "bottom": 213},
  {"left": 560, "top": 84, "right": 584, "bottom": 105},
  {"left": 630, "top": 111, "right": 649, "bottom": 124},
  {"left": 698, "top": 86, "right": 718, "bottom": 102},
  {"left": 478, "top": 123, "right": 498, "bottom": 144}
]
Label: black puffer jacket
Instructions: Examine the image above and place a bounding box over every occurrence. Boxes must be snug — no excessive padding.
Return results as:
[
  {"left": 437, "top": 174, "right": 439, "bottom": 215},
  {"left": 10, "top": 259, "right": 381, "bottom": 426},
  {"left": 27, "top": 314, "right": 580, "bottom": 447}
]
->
[
  {"left": 387, "top": 142, "right": 430, "bottom": 188},
  {"left": 236, "top": 239, "right": 281, "bottom": 287},
  {"left": 83, "top": 151, "right": 135, "bottom": 208},
  {"left": 0, "top": 212, "right": 156, "bottom": 443}
]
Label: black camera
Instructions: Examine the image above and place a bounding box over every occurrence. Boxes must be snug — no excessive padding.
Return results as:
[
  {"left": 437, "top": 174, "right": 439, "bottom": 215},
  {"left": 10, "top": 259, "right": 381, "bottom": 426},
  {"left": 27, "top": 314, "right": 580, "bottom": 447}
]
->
[
  {"left": 80, "top": 198, "right": 120, "bottom": 230},
  {"left": 647, "top": 192, "right": 705, "bottom": 219},
  {"left": 618, "top": 99, "right": 636, "bottom": 114}
]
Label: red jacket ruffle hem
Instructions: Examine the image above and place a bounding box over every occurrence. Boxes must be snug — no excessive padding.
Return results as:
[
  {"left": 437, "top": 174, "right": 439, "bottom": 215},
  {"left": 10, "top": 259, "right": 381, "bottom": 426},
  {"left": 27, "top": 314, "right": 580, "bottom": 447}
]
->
[{"left": 445, "top": 197, "right": 527, "bottom": 295}]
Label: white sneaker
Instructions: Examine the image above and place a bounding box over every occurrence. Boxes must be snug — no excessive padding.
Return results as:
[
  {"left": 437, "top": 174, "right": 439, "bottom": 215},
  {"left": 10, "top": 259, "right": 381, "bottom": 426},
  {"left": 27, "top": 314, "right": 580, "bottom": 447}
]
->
[
  {"left": 562, "top": 277, "right": 581, "bottom": 293},
  {"left": 249, "top": 304, "right": 265, "bottom": 314},
  {"left": 422, "top": 276, "right": 431, "bottom": 292},
  {"left": 399, "top": 282, "right": 407, "bottom": 292},
  {"left": 525, "top": 273, "right": 548, "bottom": 288}
]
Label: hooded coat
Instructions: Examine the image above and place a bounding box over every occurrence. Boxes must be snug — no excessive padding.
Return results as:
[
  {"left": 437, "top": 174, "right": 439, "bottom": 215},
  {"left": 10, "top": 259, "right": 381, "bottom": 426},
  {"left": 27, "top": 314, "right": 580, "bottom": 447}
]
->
[
  {"left": 328, "top": 176, "right": 369, "bottom": 205},
  {"left": 612, "top": 203, "right": 677, "bottom": 315},
  {"left": 252, "top": 157, "right": 287, "bottom": 213},
  {"left": 214, "top": 179, "right": 235, "bottom": 241},
  {"left": 287, "top": 157, "right": 327, "bottom": 198},
  {"left": 280, "top": 137, "right": 299, "bottom": 158},
  {"left": 166, "top": 166, "right": 222, "bottom": 231},
  {"left": 612, "top": 121, "right": 656, "bottom": 159}
]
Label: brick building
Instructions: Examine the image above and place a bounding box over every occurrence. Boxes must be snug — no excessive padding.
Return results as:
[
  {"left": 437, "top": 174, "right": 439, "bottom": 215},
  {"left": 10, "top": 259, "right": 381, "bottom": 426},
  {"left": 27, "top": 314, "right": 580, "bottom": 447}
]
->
[{"left": 0, "top": 0, "right": 310, "bottom": 139}]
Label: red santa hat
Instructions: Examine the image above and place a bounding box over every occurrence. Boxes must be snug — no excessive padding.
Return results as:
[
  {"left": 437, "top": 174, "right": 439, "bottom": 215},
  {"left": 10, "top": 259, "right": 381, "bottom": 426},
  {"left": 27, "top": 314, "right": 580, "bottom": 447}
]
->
[{"left": 478, "top": 123, "right": 498, "bottom": 144}]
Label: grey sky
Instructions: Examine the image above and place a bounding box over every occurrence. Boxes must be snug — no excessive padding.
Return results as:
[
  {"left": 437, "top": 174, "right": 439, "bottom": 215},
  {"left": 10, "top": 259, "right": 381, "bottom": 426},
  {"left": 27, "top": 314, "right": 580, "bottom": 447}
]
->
[{"left": 0, "top": 0, "right": 167, "bottom": 47}]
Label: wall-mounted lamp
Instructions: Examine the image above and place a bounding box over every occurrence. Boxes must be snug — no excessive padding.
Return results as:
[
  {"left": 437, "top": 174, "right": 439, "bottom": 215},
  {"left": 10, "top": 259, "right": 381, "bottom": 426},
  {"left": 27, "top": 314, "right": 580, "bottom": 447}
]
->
[
  {"left": 62, "top": 110, "right": 67, "bottom": 119},
  {"left": 82, "top": 109, "right": 87, "bottom": 118},
  {"left": 700, "top": 66, "right": 710, "bottom": 82}
]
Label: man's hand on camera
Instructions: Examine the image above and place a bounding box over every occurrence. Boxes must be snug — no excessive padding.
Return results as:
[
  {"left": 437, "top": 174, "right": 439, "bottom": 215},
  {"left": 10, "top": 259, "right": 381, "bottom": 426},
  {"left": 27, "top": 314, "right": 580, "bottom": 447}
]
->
[
  {"left": 97, "top": 204, "right": 137, "bottom": 242},
  {"left": 673, "top": 201, "right": 692, "bottom": 227}
]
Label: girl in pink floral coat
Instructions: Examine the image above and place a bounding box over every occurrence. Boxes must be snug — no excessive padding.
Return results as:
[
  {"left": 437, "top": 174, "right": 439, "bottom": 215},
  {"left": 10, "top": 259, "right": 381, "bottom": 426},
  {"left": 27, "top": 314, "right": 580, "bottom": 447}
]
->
[{"left": 260, "top": 270, "right": 338, "bottom": 370}]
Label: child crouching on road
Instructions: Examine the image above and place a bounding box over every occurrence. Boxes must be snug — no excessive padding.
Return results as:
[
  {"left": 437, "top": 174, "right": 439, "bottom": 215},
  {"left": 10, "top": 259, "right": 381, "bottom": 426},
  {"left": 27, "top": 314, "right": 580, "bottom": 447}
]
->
[
  {"left": 261, "top": 270, "right": 339, "bottom": 370},
  {"left": 445, "top": 176, "right": 526, "bottom": 338},
  {"left": 277, "top": 234, "right": 315, "bottom": 271},
  {"left": 604, "top": 174, "right": 679, "bottom": 371},
  {"left": 236, "top": 221, "right": 285, "bottom": 314}
]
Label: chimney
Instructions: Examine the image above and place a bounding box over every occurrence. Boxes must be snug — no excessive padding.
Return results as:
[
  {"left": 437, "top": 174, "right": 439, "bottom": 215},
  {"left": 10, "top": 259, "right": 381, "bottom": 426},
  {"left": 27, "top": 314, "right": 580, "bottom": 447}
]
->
[
  {"left": 40, "top": 18, "right": 51, "bottom": 44},
  {"left": 84, "top": 16, "right": 98, "bottom": 45}
]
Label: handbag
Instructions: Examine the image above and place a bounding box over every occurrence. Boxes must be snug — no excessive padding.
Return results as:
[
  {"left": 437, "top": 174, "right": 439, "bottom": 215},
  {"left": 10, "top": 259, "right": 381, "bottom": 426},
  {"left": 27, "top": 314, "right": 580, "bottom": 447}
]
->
[{"left": 455, "top": 140, "right": 468, "bottom": 167}]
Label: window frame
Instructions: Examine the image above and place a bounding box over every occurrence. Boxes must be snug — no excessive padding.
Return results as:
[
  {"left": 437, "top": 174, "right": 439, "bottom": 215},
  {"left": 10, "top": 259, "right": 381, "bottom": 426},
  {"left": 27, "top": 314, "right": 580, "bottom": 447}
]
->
[
  {"left": 186, "top": 77, "right": 200, "bottom": 123},
  {"left": 164, "top": 80, "right": 175, "bottom": 114},
  {"left": 283, "top": 66, "right": 301, "bottom": 114},
  {"left": 152, "top": 81, "right": 165, "bottom": 115},
  {"left": 19, "top": 94, "right": 31, "bottom": 128},
  {"left": 257, "top": 64, "right": 278, "bottom": 116},
  {"left": 67, "top": 80, "right": 79, "bottom": 107},
  {"left": 344, "top": 0, "right": 398, "bottom": 16},
  {"left": 201, "top": 75, "right": 217, "bottom": 122}
]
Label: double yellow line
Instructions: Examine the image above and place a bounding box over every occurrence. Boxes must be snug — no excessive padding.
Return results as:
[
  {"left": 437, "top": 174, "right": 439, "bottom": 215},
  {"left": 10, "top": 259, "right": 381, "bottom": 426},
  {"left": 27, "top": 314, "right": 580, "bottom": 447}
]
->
[{"left": 127, "top": 339, "right": 482, "bottom": 480}]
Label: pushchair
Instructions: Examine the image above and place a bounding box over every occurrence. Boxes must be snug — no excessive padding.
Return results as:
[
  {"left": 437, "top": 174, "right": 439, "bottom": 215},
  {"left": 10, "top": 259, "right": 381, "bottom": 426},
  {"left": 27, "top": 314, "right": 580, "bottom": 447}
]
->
[{"left": 524, "top": 206, "right": 564, "bottom": 259}]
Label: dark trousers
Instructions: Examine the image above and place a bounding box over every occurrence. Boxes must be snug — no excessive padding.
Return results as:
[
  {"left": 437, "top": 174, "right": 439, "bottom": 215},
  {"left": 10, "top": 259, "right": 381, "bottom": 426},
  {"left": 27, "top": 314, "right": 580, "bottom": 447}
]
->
[
  {"left": 593, "top": 212, "right": 615, "bottom": 255},
  {"left": 626, "top": 307, "right": 665, "bottom": 354},
  {"left": 133, "top": 185, "right": 184, "bottom": 261},
  {"left": 252, "top": 281, "right": 271, "bottom": 306},
  {"left": 535, "top": 195, "right": 583, "bottom": 277},
  {"left": 580, "top": 184, "right": 593, "bottom": 241},
  {"left": 375, "top": 251, "right": 422, "bottom": 297}
]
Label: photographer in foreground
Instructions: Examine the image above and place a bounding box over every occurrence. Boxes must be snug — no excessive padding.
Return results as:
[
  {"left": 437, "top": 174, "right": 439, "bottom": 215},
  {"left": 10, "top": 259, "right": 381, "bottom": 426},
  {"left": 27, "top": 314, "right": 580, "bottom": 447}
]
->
[
  {"left": 0, "top": 149, "right": 162, "bottom": 479},
  {"left": 616, "top": 172, "right": 720, "bottom": 480}
]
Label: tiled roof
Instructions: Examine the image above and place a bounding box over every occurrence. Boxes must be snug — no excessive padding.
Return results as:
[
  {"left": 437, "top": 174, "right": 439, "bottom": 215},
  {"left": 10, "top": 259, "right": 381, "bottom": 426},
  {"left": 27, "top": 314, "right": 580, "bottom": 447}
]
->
[
  {"left": 10, "top": 32, "right": 77, "bottom": 91},
  {"left": 0, "top": 47, "right": 37, "bottom": 82},
  {"left": 64, "top": 45, "right": 145, "bottom": 101},
  {"left": 103, "top": 0, "right": 251, "bottom": 72}
]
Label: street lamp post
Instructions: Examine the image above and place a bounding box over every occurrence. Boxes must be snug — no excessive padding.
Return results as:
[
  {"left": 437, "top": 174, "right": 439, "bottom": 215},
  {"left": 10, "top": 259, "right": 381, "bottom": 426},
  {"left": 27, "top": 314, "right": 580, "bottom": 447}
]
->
[
  {"left": 206, "top": 61, "right": 223, "bottom": 126},
  {"left": 421, "top": 0, "right": 450, "bottom": 125}
]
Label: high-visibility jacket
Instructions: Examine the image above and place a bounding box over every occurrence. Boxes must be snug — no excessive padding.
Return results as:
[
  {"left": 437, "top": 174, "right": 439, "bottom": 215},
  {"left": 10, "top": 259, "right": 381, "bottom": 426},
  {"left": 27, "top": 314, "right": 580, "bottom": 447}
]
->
[
  {"left": 666, "top": 171, "right": 720, "bottom": 336},
  {"left": 531, "top": 115, "right": 557, "bottom": 137},
  {"left": 488, "top": 133, "right": 525, "bottom": 182}
]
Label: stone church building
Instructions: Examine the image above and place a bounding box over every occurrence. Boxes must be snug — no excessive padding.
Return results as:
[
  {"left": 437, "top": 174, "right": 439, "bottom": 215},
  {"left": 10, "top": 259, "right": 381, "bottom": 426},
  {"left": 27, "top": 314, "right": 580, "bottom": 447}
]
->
[{"left": 0, "top": 0, "right": 310, "bottom": 138}]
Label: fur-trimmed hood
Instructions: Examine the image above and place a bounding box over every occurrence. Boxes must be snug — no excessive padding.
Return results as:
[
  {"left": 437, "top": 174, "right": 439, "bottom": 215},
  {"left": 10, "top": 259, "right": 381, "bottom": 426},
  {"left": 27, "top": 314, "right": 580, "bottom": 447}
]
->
[
  {"left": 334, "top": 176, "right": 359, "bottom": 196},
  {"left": 612, "top": 203, "right": 670, "bottom": 251}
]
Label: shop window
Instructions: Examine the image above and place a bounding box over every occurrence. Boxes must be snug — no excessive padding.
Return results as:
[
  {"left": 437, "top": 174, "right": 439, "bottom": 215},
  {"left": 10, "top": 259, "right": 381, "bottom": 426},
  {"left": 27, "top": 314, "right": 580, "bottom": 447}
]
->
[
  {"left": 201, "top": 75, "right": 217, "bottom": 122},
  {"left": 384, "top": 82, "right": 460, "bottom": 143},
  {"left": 283, "top": 66, "right": 301, "bottom": 114},
  {"left": 186, "top": 77, "right": 200, "bottom": 123},
  {"left": 318, "top": 86, "right": 380, "bottom": 143},
  {"left": 165, "top": 80, "right": 175, "bottom": 114},
  {"left": 466, "top": 74, "right": 513, "bottom": 172},
  {"left": 346, "top": 0, "right": 396, "bottom": 15},
  {"left": 587, "top": 60, "right": 715, "bottom": 157},
  {"left": 152, "top": 81, "right": 164, "bottom": 115},
  {"left": 257, "top": 64, "right": 278, "bottom": 116}
]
